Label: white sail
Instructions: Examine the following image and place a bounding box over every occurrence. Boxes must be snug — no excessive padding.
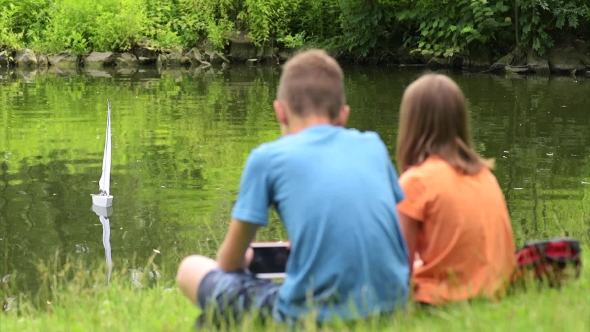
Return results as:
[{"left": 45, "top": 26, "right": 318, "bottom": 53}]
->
[
  {"left": 99, "top": 215, "right": 113, "bottom": 284},
  {"left": 98, "top": 100, "right": 112, "bottom": 196}
]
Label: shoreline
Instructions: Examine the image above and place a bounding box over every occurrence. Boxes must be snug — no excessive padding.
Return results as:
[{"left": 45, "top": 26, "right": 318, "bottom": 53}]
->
[
  {"left": 1, "top": 61, "right": 590, "bottom": 82},
  {"left": 0, "top": 64, "right": 590, "bottom": 83},
  {"left": 1, "top": 36, "right": 590, "bottom": 78}
]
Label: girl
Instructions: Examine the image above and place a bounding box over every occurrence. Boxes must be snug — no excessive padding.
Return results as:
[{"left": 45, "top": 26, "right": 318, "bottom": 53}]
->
[{"left": 396, "top": 74, "right": 516, "bottom": 305}]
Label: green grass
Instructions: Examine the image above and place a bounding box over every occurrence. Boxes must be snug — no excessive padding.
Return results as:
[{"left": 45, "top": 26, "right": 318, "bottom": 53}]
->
[{"left": 2, "top": 249, "right": 589, "bottom": 332}]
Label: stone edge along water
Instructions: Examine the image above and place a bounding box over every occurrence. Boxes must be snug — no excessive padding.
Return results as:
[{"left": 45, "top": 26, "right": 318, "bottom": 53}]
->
[{"left": 0, "top": 32, "right": 589, "bottom": 77}]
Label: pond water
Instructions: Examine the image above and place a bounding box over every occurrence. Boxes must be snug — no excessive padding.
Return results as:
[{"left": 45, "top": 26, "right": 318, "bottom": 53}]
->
[{"left": 1, "top": 65, "right": 589, "bottom": 294}]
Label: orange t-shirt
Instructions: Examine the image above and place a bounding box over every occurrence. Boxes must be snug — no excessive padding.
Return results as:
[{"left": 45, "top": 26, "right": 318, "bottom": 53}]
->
[{"left": 397, "top": 155, "right": 516, "bottom": 305}]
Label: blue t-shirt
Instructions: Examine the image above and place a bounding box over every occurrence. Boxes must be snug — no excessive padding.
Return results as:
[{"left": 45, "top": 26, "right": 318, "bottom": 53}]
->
[{"left": 231, "top": 124, "right": 409, "bottom": 322}]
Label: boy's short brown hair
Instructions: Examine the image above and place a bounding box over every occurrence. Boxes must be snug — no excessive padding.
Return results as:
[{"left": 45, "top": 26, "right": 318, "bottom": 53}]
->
[{"left": 277, "top": 49, "right": 345, "bottom": 119}]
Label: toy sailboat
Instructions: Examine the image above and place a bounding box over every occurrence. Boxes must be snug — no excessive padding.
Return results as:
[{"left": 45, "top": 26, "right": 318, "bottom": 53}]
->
[
  {"left": 92, "top": 204, "right": 113, "bottom": 284},
  {"left": 91, "top": 100, "right": 113, "bottom": 207}
]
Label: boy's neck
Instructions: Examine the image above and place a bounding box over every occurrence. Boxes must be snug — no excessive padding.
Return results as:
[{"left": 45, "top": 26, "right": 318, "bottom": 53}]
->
[{"left": 287, "top": 115, "right": 337, "bottom": 135}]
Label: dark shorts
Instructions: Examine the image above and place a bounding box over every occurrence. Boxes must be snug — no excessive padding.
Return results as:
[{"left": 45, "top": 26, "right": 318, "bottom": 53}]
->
[{"left": 196, "top": 268, "right": 282, "bottom": 326}]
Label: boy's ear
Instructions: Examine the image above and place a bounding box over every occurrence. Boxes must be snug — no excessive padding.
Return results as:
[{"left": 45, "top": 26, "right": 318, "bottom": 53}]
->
[
  {"left": 273, "top": 100, "right": 289, "bottom": 135},
  {"left": 334, "top": 105, "right": 350, "bottom": 127}
]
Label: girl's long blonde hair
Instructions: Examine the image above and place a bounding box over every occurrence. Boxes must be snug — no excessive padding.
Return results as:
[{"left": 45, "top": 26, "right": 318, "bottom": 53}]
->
[{"left": 396, "top": 73, "right": 494, "bottom": 175}]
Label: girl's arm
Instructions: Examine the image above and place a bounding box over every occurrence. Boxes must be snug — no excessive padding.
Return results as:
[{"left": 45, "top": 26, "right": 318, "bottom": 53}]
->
[{"left": 399, "top": 212, "right": 420, "bottom": 277}]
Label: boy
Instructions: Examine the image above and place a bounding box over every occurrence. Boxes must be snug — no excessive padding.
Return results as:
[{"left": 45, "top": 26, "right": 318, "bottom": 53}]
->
[{"left": 176, "top": 49, "right": 409, "bottom": 325}]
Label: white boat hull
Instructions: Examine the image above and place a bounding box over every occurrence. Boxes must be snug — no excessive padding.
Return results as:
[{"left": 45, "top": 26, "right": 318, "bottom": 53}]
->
[
  {"left": 91, "top": 203, "right": 114, "bottom": 217},
  {"left": 91, "top": 194, "right": 113, "bottom": 207}
]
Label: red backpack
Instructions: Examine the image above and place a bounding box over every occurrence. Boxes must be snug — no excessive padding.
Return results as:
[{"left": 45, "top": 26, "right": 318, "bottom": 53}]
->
[{"left": 511, "top": 237, "right": 582, "bottom": 287}]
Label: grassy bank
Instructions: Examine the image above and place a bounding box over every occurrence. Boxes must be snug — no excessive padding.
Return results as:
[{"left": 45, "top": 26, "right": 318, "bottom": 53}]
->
[
  {"left": 2, "top": 247, "right": 588, "bottom": 332},
  {"left": 1, "top": 0, "right": 589, "bottom": 63}
]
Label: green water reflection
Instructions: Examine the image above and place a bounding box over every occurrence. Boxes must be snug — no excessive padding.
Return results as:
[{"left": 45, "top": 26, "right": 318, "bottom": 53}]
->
[{"left": 0, "top": 66, "right": 589, "bottom": 293}]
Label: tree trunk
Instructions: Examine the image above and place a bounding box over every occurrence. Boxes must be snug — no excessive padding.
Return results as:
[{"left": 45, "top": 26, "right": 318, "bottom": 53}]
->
[{"left": 513, "top": 0, "right": 520, "bottom": 46}]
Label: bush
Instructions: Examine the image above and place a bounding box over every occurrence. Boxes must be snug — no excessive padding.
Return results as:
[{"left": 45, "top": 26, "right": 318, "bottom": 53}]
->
[{"left": 0, "top": 0, "right": 588, "bottom": 59}]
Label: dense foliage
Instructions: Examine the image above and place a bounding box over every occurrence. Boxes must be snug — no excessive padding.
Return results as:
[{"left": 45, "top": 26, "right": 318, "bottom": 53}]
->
[{"left": 0, "top": 0, "right": 589, "bottom": 59}]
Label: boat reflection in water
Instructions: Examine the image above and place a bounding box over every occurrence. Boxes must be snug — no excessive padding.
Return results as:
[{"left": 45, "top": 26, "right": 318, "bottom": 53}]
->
[{"left": 91, "top": 204, "right": 113, "bottom": 284}]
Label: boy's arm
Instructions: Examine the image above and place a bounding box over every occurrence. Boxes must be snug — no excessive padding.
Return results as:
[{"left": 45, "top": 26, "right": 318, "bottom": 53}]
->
[
  {"left": 217, "top": 147, "right": 272, "bottom": 272},
  {"left": 217, "top": 218, "right": 258, "bottom": 272}
]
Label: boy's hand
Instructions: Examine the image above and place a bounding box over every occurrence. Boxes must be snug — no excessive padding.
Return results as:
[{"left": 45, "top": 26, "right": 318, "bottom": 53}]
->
[{"left": 243, "top": 246, "right": 254, "bottom": 270}]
